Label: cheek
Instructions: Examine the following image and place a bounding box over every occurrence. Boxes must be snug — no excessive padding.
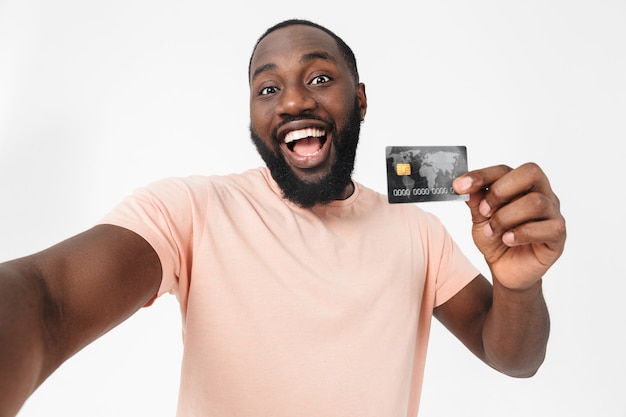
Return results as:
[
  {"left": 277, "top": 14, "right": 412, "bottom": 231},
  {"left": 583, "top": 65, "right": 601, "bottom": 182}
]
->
[
  {"left": 321, "top": 88, "right": 356, "bottom": 117},
  {"left": 250, "top": 104, "right": 273, "bottom": 132}
]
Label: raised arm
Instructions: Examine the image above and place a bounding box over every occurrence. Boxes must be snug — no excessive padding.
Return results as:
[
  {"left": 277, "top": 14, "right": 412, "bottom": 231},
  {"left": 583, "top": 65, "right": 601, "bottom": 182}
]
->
[
  {"left": 0, "top": 224, "right": 162, "bottom": 416},
  {"left": 434, "top": 163, "right": 565, "bottom": 377}
]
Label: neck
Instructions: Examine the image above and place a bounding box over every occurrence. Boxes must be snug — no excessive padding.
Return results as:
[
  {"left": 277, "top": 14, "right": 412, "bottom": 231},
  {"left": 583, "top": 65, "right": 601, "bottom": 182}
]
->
[{"left": 337, "top": 181, "right": 355, "bottom": 200}]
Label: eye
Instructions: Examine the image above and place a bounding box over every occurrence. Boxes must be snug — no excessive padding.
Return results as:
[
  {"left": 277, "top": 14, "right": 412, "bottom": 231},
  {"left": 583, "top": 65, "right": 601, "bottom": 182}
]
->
[
  {"left": 259, "top": 85, "right": 279, "bottom": 96},
  {"left": 310, "top": 75, "right": 331, "bottom": 85}
]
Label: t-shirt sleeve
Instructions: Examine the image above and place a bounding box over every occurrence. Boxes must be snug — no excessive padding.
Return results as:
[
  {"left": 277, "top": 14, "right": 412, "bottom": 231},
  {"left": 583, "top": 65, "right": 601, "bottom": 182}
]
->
[
  {"left": 422, "top": 211, "right": 480, "bottom": 307},
  {"left": 98, "top": 178, "right": 199, "bottom": 302}
]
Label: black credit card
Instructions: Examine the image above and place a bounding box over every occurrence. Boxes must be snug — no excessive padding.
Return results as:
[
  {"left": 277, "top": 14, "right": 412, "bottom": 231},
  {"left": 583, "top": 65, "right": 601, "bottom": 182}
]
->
[{"left": 386, "top": 146, "right": 469, "bottom": 203}]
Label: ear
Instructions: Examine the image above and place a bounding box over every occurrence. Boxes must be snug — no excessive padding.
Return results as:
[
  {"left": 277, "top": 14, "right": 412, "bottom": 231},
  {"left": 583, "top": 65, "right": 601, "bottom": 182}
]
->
[{"left": 357, "top": 83, "right": 367, "bottom": 121}]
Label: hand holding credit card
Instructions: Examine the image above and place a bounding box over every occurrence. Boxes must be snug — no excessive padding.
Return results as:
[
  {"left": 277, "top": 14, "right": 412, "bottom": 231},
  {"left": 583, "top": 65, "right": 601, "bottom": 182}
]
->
[{"left": 386, "top": 146, "right": 469, "bottom": 203}]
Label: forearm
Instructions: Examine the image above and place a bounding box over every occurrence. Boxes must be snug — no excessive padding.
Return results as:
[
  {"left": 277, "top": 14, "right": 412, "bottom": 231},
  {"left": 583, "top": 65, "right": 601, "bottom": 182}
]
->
[
  {"left": 0, "top": 262, "right": 57, "bottom": 417},
  {"left": 482, "top": 277, "right": 550, "bottom": 377}
]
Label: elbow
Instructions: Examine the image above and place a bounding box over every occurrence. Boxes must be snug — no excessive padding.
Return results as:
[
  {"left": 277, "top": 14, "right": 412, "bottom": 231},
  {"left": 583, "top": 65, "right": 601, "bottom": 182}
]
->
[
  {"left": 505, "top": 364, "right": 542, "bottom": 379},
  {"left": 486, "top": 348, "right": 547, "bottom": 378}
]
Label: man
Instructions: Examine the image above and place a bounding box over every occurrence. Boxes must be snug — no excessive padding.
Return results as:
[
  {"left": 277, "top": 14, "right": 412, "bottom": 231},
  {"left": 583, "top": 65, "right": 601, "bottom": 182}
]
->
[{"left": 0, "top": 19, "right": 565, "bottom": 416}]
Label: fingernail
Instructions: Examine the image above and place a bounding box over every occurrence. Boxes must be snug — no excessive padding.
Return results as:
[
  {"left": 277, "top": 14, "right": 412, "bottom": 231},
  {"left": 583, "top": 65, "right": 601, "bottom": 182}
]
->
[
  {"left": 479, "top": 199, "right": 491, "bottom": 217},
  {"left": 503, "top": 231, "right": 515, "bottom": 246},
  {"left": 454, "top": 176, "right": 472, "bottom": 193},
  {"left": 483, "top": 223, "right": 493, "bottom": 237}
]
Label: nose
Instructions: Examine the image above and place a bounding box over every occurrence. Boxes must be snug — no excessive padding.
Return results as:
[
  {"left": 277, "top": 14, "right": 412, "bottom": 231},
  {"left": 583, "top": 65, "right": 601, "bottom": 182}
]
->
[{"left": 275, "top": 83, "right": 317, "bottom": 117}]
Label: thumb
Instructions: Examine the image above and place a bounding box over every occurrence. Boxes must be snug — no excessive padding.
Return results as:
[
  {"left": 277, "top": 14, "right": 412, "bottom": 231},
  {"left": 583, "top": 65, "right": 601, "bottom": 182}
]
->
[{"left": 453, "top": 175, "right": 489, "bottom": 225}]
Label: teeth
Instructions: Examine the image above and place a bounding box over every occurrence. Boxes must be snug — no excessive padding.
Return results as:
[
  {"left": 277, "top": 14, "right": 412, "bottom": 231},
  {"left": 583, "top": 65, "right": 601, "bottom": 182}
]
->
[{"left": 284, "top": 127, "right": 325, "bottom": 144}]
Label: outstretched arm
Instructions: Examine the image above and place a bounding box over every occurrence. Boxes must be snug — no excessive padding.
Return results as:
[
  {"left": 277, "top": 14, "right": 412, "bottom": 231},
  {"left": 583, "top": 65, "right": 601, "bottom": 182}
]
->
[
  {"left": 434, "top": 163, "right": 565, "bottom": 377},
  {"left": 0, "top": 224, "right": 162, "bottom": 416}
]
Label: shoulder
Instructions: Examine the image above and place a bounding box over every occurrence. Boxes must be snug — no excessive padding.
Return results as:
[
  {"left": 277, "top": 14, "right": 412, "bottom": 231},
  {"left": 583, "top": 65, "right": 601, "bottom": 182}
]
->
[
  {"left": 137, "top": 167, "right": 273, "bottom": 203},
  {"left": 101, "top": 168, "right": 275, "bottom": 229}
]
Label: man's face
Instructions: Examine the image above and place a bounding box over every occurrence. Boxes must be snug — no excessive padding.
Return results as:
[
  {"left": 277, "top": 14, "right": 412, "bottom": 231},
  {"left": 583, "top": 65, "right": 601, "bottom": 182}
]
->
[{"left": 249, "top": 24, "right": 367, "bottom": 207}]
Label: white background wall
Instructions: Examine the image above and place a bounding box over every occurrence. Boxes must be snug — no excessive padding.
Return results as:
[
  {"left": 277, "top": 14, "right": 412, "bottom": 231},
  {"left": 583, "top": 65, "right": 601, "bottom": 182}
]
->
[{"left": 1, "top": 0, "right": 624, "bottom": 416}]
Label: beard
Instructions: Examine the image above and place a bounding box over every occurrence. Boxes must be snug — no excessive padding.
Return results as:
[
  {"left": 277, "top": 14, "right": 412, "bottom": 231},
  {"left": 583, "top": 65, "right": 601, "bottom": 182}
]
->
[{"left": 250, "top": 97, "right": 362, "bottom": 208}]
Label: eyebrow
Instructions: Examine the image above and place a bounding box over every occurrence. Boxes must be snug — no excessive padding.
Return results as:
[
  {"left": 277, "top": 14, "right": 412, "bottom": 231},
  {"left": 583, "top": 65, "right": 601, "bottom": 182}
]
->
[{"left": 251, "top": 51, "right": 337, "bottom": 82}]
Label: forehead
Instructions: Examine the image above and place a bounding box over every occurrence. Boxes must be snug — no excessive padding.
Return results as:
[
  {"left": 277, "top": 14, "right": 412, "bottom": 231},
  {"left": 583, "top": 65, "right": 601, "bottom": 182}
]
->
[{"left": 250, "top": 25, "right": 344, "bottom": 79}]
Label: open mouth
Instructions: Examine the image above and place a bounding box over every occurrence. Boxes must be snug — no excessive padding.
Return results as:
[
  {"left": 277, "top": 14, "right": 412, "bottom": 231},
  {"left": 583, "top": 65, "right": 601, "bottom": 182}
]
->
[{"left": 284, "top": 127, "right": 328, "bottom": 157}]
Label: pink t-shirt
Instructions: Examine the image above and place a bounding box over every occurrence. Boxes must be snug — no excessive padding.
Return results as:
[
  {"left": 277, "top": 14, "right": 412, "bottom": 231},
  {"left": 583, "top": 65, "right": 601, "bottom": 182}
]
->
[{"left": 100, "top": 167, "right": 479, "bottom": 416}]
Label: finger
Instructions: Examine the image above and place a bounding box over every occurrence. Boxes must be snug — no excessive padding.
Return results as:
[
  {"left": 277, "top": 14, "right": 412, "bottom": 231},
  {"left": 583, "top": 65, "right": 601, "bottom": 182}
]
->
[
  {"left": 485, "top": 190, "right": 559, "bottom": 237},
  {"left": 501, "top": 218, "right": 567, "bottom": 250},
  {"left": 485, "top": 191, "right": 566, "bottom": 255},
  {"left": 453, "top": 164, "right": 513, "bottom": 195},
  {"left": 453, "top": 165, "right": 512, "bottom": 225},
  {"left": 476, "top": 163, "right": 556, "bottom": 218}
]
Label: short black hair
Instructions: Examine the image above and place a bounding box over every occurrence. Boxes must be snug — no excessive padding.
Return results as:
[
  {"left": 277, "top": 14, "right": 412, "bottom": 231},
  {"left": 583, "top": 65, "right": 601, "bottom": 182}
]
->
[{"left": 248, "top": 19, "right": 360, "bottom": 84}]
